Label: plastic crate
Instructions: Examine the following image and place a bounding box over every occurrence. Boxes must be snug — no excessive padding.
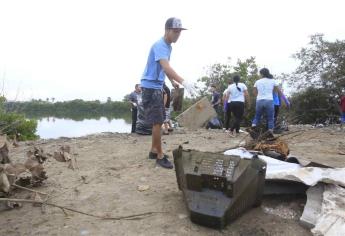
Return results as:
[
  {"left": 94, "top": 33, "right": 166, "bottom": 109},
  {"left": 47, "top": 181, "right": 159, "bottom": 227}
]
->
[{"left": 173, "top": 146, "right": 266, "bottom": 229}]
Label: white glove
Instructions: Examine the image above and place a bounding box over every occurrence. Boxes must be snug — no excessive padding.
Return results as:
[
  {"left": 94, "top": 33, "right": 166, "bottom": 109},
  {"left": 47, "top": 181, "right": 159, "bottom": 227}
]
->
[
  {"left": 133, "top": 103, "right": 137, "bottom": 107},
  {"left": 182, "top": 80, "right": 197, "bottom": 97}
]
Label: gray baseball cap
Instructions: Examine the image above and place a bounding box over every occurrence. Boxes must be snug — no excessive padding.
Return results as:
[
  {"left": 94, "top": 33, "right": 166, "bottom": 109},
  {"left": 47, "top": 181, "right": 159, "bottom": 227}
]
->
[{"left": 165, "top": 17, "right": 187, "bottom": 30}]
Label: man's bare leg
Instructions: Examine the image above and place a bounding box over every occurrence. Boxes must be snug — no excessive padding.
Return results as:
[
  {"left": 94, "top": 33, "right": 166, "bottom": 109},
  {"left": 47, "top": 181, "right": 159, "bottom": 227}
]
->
[
  {"left": 151, "top": 123, "right": 163, "bottom": 158},
  {"left": 151, "top": 123, "right": 173, "bottom": 168}
]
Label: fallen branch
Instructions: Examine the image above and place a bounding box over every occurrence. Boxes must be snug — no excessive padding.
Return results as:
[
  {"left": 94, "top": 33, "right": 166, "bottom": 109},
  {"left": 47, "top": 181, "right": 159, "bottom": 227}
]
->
[
  {"left": 12, "top": 184, "right": 49, "bottom": 196},
  {"left": 0, "top": 198, "right": 165, "bottom": 220},
  {"left": 44, "top": 173, "right": 101, "bottom": 203}
]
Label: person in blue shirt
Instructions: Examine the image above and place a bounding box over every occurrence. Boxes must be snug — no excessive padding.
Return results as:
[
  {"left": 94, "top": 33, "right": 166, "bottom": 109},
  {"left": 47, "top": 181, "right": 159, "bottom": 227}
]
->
[
  {"left": 140, "top": 17, "right": 196, "bottom": 169},
  {"left": 273, "top": 84, "right": 290, "bottom": 127}
]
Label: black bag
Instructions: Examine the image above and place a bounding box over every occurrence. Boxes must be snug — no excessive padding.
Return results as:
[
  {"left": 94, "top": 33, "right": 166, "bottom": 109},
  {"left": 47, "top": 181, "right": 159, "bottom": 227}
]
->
[
  {"left": 206, "top": 117, "right": 222, "bottom": 129},
  {"left": 135, "top": 94, "right": 152, "bottom": 135}
]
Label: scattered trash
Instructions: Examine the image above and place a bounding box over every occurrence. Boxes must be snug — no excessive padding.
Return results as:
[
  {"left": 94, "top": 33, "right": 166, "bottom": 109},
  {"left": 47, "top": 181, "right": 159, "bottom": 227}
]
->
[
  {"left": 178, "top": 213, "right": 188, "bottom": 219},
  {"left": 53, "top": 145, "right": 78, "bottom": 170},
  {"left": 224, "top": 147, "right": 345, "bottom": 234},
  {"left": 206, "top": 117, "right": 222, "bottom": 129},
  {"left": 137, "top": 185, "right": 150, "bottom": 192},
  {"left": 0, "top": 146, "right": 48, "bottom": 194},
  {"left": 254, "top": 139, "right": 289, "bottom": 157},
  {"left": 0, "top": 135, "right": 11, "bottom": 164},
  {"left": 24, "top": 147, "right": 48, "bottom": 186}
]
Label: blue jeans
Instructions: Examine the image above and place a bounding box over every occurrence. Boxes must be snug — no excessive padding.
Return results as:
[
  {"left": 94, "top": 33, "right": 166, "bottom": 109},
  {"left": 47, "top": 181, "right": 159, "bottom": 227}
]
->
[{"left": 252, "top": 99, "right": 275, "bottom": 130}]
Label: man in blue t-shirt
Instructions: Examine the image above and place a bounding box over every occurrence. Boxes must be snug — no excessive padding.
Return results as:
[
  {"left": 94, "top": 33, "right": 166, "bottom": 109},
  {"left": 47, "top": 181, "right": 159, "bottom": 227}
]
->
[{"left": 140, "top": 17, "right": 196, "bottom": 169}]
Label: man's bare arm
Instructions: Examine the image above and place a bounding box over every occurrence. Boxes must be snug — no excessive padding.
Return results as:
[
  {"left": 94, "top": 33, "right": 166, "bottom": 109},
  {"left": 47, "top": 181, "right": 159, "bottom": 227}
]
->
[{"left": 159, "top": 59, "right": 184, "bottom": 85}]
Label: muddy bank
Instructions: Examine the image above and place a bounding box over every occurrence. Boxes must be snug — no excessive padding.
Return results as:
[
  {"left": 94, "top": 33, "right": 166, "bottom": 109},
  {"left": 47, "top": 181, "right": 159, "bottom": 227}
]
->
[{"left": 2, "top": 127, "right": 343, "bottom": 235}]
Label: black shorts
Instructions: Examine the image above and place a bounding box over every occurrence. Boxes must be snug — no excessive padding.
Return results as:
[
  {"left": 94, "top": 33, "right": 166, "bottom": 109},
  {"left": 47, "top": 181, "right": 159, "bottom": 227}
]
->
[{"left": 142, "top": 88, "right": 165, "bottom": 125}]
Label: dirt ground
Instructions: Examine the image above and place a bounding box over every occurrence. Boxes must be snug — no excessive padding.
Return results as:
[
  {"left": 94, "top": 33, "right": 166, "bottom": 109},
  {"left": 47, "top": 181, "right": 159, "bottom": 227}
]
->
[{"left": 1, "top": 126, "right": 344, "bottom": 236}]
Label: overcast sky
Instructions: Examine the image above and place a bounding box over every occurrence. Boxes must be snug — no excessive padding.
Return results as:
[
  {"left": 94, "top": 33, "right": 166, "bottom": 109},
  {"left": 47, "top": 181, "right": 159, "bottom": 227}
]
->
[{"left": 1, "top": 0, "right": 345, "bottom": 102}]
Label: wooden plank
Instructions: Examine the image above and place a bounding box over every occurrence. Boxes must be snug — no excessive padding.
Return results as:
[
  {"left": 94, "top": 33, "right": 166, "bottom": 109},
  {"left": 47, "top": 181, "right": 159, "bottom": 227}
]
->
[{"left": 175, "top": 97, "right": 217, "bottom": 129}]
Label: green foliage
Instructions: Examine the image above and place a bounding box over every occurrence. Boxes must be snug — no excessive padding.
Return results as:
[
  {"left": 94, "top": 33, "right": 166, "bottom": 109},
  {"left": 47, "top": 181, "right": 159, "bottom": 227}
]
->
[
  {"left": 290, "top": 34, "right": 345, "bottom": 97},
  {"left": 0, "top": 96, "right": 37, "bottom": 140},
  {"left": 5, "top": 99, "right": 131, "bottom": 121},
  {"left": 0, "top": 112, "right": 38, "bottom": 140},
  {"left": 197, "top": 57, "right": 260, "bottom": 126},
  {"left": 198, "top": 58, "right": 232, "bottom": 96},
  {"left": 289, "top": 87, "right": 338, "bottom": 124}
]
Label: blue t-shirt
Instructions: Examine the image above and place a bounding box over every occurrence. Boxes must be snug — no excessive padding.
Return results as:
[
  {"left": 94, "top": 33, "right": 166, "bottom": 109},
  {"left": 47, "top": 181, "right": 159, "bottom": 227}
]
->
[{"left": 141, "top": 38, "right": 172, "bottom": 89}]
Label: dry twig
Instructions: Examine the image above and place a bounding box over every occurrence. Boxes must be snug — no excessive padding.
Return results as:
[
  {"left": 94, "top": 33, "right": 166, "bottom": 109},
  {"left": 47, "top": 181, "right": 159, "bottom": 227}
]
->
[
  {"left": 12, "top": 184, "right": 49, "bottom": 196},
  {"left": 0, "top": 198, "right": 165, "bottom": 220}
]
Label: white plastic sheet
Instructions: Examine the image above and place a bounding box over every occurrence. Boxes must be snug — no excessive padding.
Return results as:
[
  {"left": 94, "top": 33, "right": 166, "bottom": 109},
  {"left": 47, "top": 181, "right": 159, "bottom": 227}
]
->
[
  {"left": 311, "top": 184, "right": 345, "bottom": 236},
  {"left": 224, "top": 148, "right": 345, "bottom": 187}
]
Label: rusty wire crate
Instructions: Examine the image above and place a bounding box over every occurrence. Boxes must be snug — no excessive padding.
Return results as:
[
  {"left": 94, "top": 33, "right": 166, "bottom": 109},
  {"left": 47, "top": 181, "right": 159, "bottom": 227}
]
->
[{"left": 173, "top": 146, "right": 267, "bottom": 229}]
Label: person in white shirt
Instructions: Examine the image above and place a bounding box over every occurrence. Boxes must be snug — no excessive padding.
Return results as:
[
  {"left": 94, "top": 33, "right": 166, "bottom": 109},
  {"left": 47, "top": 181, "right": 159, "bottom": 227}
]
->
[
  {"left": 252, "top": 68, "right": 280, "bottom": 133},
  {"left": 224, "top": 75, "right": 250, "bottom": 136}
]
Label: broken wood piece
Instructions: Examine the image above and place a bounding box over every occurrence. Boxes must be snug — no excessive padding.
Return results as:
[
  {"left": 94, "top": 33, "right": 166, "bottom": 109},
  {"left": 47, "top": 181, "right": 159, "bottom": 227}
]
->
[{"left": 176, "top": 97, "right": 217, "bottom": 129}]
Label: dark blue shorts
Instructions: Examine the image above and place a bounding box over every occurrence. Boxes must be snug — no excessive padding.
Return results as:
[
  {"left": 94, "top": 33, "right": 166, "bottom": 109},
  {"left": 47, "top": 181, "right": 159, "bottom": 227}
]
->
[{"left": 142, "top": 88, "right": 164, "bottom": 125}]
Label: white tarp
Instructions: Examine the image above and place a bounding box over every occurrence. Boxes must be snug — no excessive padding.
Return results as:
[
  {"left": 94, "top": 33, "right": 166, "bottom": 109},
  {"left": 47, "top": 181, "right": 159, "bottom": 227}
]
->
[
  {"left": 311, "top": 184, "right": 345, "bottom": 236},
  {"left": 224, "top": 148, "right": 345, "bottom": 187}
]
